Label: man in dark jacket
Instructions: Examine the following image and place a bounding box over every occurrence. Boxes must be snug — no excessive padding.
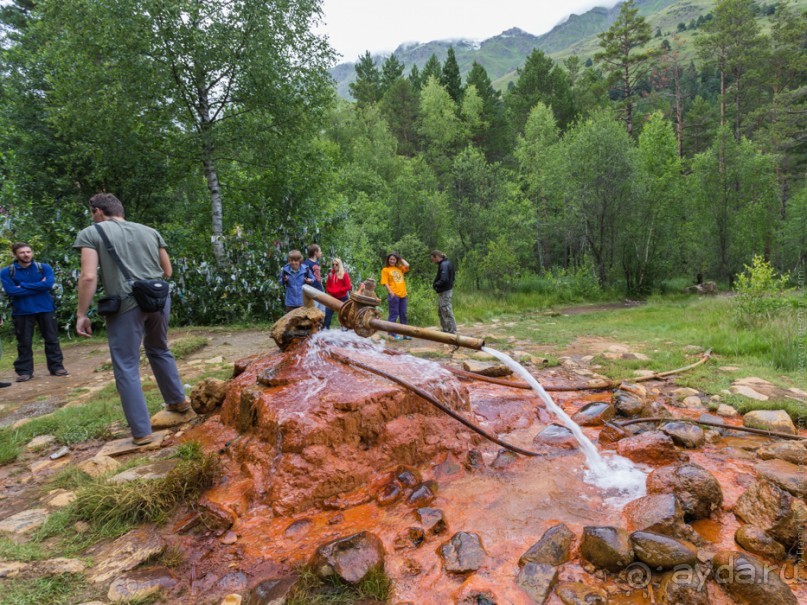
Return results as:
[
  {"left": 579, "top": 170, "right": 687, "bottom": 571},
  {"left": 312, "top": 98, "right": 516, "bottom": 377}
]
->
[
  {"left": 430, "top": 250, "right": 457, "bottom": 334},
  {"left": 0, "top": 243, "right": 68, "bottom": 381}
]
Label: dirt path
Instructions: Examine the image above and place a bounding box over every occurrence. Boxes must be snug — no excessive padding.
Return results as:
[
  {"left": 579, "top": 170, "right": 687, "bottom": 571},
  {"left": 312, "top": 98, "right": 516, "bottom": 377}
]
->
[{"left": 0, "top": 327, "right": 276, "bottom": 427}]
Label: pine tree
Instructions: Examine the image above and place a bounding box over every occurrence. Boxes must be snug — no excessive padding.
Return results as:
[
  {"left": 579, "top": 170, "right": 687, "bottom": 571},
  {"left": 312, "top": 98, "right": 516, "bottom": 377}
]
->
[
  {"left": 505, "top": 49, "right": 576, "bottom": 133},
  {"left": 408, "top": 64, "right": 422, "bottom": 91},
  {"left": 594, "top": 0, "right": 653, "bottom": 136},
  {"left": 349, "top": 51, "right": 382, "bottom": 107},
  {"left": 380, "top": 54, "right": 405, "bottom": 95},
  {"left": 421, "top": 54, "right": 442, "bottom": 85},
  {"left": 466, "top": 62, "right": 509, "bottom": 161},
  {"left": 441, "top": 47, "right": 463, "bottom": 103}
]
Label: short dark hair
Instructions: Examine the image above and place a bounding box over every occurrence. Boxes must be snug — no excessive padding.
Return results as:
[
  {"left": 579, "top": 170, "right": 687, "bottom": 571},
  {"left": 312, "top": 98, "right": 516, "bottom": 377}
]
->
[
  {"left": 307, "top": 243, "right": 320, "bottom": 258},
  {"left": 11, "top": 242, "right": 31, "bottom": 254},
  {"left": 430, "top": 250, "right": 446, "bottom": 259},
  {"left": 89, "top": 193, "right": 125, "bottom": 218}
]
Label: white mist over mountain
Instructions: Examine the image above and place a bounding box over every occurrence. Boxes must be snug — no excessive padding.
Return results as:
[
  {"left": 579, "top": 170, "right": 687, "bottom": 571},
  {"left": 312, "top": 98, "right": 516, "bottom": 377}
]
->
[{"left": 319, "top": 0, "right": 621, "bottom": 62}]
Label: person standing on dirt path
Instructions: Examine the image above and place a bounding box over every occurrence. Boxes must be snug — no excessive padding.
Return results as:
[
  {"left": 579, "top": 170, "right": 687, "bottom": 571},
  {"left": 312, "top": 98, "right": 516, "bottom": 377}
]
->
[
  {"left": 380, "top": 252, "right": 411, "bottom": 340},
  {"left": 0, "top": 291, "right": 11, "bottom": 388},
  {"left": 74, "top": 193, "right": 189, "bottom": 447},
  {"left": 0, "top": 242, "right": 69, "bottom": 382},
  {"left": 430, "top": 250, "right": 456, "bottom": 334}
]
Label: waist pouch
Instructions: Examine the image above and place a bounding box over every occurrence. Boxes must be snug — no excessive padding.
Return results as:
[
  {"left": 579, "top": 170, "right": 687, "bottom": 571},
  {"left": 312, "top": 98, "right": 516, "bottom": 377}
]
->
[
  {"left": 131, "top": 279, "right": 169, "bottom": 313},
  {"left": 97, "top": 296, "right": 122, "bottom": 316}
]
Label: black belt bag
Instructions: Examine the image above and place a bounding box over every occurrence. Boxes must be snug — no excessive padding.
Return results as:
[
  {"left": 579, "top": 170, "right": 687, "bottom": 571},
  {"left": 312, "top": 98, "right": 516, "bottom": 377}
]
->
[
  {"left": 94, "top": 223, "right": 170, "bottom": 315},
  {"left": 131, "top": 279, "right": 169, "bottom": 313}
]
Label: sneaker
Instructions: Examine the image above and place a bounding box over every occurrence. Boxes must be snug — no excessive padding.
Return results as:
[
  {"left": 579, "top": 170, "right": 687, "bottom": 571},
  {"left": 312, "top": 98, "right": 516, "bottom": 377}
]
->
[
  {"left": 165, "top": 400, "right": 191, "bottom": 413},
  {"left": 51, "top": 369, "right": 70, "bottom": 377},
  {"left": 402, "top": 336, "right": 413, "bottom": 340},
  {"left": 389, "top": 334, "right": 403, "bottom": 341},
  {"left": 132, "top": 434, "right": 154, "bottom": 446},
  {"left": 0, "top": 382, "right": 10, "bottom": 388},
  {"left": 16, "top": 374, "right": 32, "bottom": 382}
]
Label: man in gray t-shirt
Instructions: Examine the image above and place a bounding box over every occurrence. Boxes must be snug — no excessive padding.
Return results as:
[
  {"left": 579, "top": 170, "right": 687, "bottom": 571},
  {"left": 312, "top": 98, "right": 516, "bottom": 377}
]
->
[{"left": 74, "top": 193, "right": 188, "bottom": 446}]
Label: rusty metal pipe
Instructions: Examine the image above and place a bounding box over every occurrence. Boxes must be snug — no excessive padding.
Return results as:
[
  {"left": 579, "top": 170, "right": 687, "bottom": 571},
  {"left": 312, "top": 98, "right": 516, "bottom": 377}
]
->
[{"left": 302, "top": 284, "right": 485, "bottom": 350}]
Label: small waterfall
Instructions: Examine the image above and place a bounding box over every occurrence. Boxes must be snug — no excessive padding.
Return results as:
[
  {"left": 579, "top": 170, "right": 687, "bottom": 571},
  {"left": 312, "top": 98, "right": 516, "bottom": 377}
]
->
[{"left": 483, "top": 346, "right": 646, "bottom": 501}]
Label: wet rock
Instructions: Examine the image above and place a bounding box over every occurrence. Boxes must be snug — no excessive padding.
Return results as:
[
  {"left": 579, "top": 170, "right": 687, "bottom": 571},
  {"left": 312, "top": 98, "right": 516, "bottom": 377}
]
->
[
  {"left": 309, "top": 531, "right": 385, "bottom": 585},
  {"left": 440, "top": 532, "right": 487, "bottom": 574},
  {"left": 284, "top": 518, "right": 312, "bottom": 537},
  {"left": 660, "top": 422, "right": 705, "bottom": 448},
  {"left": 245, "top": 576, "right": 299, "bottom": 605},
  {"left": 612, "top": 389, "right": 646, "bottom": 417},
  {"left": 519, "top": 523, "right": 575, "bottom": 567},
  {"left": 757, "top": 441, "right": 807, "bottom": 466},
  {"left": 76, "top": 454, "right": 121, "bottom": 478},
  {"left": 96, "top": 430, "right": 169, "bottom": 457},
  {"left": 109, "top": 458, "right": 180, "bottom": 484},
  {"left": 107, "top": 566, "right": 177, "bottom": 602},
  {"left": 517, "top": 562, "right": 558, "bottom": 604},
  {"left": 270, "top": 306, "right": 324, "bottom": 351},
  {"left": 579, "top": 526, "right": 634, "bottom": 572},
  {"left": 394, "top": 527, "right": 425, "bottom": 549},
  {"left": 640, "top": 400, "right": 673, "bottom": 419},
  {"left": 629, "top": 531, "right": 698, "bottom": 569},
  {"left": 376, "top": 482, "right": 403, "bottom": 506},
  {"left": 217, "top": 571, "right": 249, "bottom": 592},
  {"left": 742, "top": 410, "right": 796, "bottom": 435},
  {"left": 734, "top": 525, "right": 787, "bottom": 561},
  {"left": 220, "top": 530, "right": 238, "bottom": 545},
  {"left": 754, "top": 459, "right": 807, "bottom": 498},
  {"left": 623, "top": 494, "right": 694, "bottom": 542},
  {"left": 533, "top": 424, "right": 579, "bottom": 453},
  {"left": 658, "top": 568, "right": 709, "bottom": 605},
  {"left": 150, "top": 407, "right": 197, "bottom": 429},
  {"left": 415, "top": 508, "right": 446, "bottom": 535},
  {"left": 598, "top": 422, "right": 632, "bottom": 447},
  {"left": 734, "top": 480, "right": 807, "bottom": 546},
  {"left": 491, "top": 448, "right": 520, "bottom": 469},
  {"left": 395, "top": 466, "right": 421, "bottom": 487},
  {"left": 198, "top": 496, "right": 238, "bottom": 532},
  {"left": 556, "top": 582, "right": 608, "bottom": 605},
  {"left": 461, "top": 360, "right": 512, "bottom": 377},
  {"left": 465, "top": 449, "right": 485, "bottom": 471},
  {"left": 406, "top": 483, "right": 435, "bottom": 506},
  {"left": 711, "top": 550, "right": 797, "bottom": 605},
  {"left": 731, "top": 385, "right": 769, "bottom": 401},
  {"left": 572, "top": 402, "right": 615, "bottom": 427},
  {"left": 698, "top": 413, "right": 726, "bottom": 434},
  {"left": 0, "top": 508, "right": 49, "bottom": 535},
  {"left": 89, "top": 526, "right": 167, "bottom": 584},
  {"left": 190, "top": 377, "right": 228, "bottom": 414},
  {"left": 25, "top": 434, "right": 56, "bottom": 452},
  {"left": 454, "top": 575, "right": 500, "bottom": 605},
  {"left": 646, "top": 463, "right": 723, "bottom": 520},
  {"left": 617, "top": 432, "right": 688, "bottom": 466},
  {"left": 680, "top": 396, "right": 705, "bottom": 409}
]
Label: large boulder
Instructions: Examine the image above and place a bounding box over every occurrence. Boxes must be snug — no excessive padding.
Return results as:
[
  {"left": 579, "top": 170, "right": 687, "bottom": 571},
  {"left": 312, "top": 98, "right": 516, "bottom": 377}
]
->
[
  {"left": 742, "top": 410, "right": 796, "bottom": 435},
  {"left": 309, "top": 532, "right": 385, "bottom": 585},
  {"left": 711, "top": 550, "right": 797, "bottom": 605},
  {"left": 269, "top": 306, "right": 324, "bottom": 351},
  {"left": 617, "top": 432, "right": 689, "bottom": 466},
  {"left": 579, "top": 526, "right": 634, "bottom": 572},
  {"left": 734, "top": 480, "right": 807, "bottom": 547},
  {"left": 623, "top": 494, "right": 698, "bottom": 543},
  {"left": 612, "top": 389, "right": 647, "bottom": 417},
  {"left": 646, "top": 463, "right": 723, "bottom": 520},
  {"left": 519, "top": 523, "right": 575, "bottom": 567},
  {"left": 659, "top": 422, "right": 705, "bottom": 449}
]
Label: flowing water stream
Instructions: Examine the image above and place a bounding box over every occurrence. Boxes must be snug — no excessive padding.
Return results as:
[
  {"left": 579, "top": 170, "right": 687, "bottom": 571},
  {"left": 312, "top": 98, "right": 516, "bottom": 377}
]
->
[{"left": 483, "top": 345, "right": 646, "bottom": 501}]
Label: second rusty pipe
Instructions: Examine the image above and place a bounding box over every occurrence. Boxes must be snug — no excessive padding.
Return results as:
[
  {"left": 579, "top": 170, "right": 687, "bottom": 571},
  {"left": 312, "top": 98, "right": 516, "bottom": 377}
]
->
[{"left": 302, "top": 284, "right": 485, "bottom": 351}]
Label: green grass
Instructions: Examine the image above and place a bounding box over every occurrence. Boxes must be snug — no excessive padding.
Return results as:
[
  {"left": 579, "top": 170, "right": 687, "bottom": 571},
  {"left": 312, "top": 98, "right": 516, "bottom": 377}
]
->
[
  {"left": 170, "top": 335, "right": 209, "bottom": 360},
  {"left": 286, "top": 566, "right": 392, "bottom": 605},
  {"left": 0, "top": 573, "right": 88, "bottom": 605}
]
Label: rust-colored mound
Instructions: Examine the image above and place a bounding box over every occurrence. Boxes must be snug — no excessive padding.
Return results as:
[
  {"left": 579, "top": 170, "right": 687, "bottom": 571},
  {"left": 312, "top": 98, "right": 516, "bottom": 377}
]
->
[{"left": 195, "top": 338, "right": 477, "bottom": 516}]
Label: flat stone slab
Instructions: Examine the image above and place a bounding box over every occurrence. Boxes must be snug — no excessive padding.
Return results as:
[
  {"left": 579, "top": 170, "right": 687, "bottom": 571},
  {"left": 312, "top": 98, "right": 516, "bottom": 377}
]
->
[
  {"left": 89, "top": 527, "right": 166, "bottom": 584},
  {"left": 730, "top": 385, "right": 769, "bottom": 401},
  {"left": 97, "top": 431, "right": 169, "bottom": 458},
  {"left": 0, "top": 508, "right": 49, "bottom": 535},
  {"left": 0, "top": 561, "right": 28, "bottom": 578},
  {"left": 109, "top": 458, "right": 179, "bottom": 484},
  {"left": 77, "top": 454, "right": 122, "bottom": 477},
  {"left": 25, "top": 434, "right": 57, "bottom": 452}
]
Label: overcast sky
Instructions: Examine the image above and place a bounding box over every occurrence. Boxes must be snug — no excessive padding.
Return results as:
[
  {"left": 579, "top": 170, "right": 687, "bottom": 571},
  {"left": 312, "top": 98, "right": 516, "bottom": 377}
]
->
[{"left": 318, "top": 0, "right": 621, "bottom": 62}]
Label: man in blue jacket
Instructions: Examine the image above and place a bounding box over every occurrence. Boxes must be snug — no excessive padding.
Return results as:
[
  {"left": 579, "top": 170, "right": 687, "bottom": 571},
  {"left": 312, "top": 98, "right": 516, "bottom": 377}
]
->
[{"left": 0, "top": 243, "right": 68, "bottom": 381}]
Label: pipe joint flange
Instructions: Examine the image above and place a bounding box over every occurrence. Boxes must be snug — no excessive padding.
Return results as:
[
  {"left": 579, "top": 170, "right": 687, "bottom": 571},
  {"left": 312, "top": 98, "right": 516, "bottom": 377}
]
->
[{"left": 353, "top": 305, "right": 380, "bottom": 337}]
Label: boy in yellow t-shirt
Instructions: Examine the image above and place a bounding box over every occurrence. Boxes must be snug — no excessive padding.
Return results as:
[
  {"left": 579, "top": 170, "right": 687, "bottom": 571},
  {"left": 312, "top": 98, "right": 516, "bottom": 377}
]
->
[{"left": 380, "top": 253, "right": 410, "bottom": 340}]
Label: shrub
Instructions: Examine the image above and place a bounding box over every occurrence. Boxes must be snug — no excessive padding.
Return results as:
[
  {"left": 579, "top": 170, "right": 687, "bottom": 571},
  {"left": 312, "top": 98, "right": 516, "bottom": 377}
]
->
[{"left": 734, "top": 255, "right": 792, "bottom": 325}]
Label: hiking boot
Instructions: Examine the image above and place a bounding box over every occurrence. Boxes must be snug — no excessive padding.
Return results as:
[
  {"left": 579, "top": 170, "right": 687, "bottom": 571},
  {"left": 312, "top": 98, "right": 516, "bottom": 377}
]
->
[
  {"left": 165, "top": 400, "right": 191, "bottom": 413},
  {"left": 51, "top": 369, "right": 70, "bottom": 377},
  {"left": 132, "top": 434, "right": 154, "bottom": 446},
  {"left": 0, "top": 382, "right": 10, "bottom": 388},
  {"left": 16, "top": 374, "right": 32, "bottom": 382}
]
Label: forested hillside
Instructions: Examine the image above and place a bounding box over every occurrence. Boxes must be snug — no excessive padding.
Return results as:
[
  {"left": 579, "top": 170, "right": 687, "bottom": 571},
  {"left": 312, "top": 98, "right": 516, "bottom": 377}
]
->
[{"left": 0, "top": 0, "right": 805, "bottom": 330}]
